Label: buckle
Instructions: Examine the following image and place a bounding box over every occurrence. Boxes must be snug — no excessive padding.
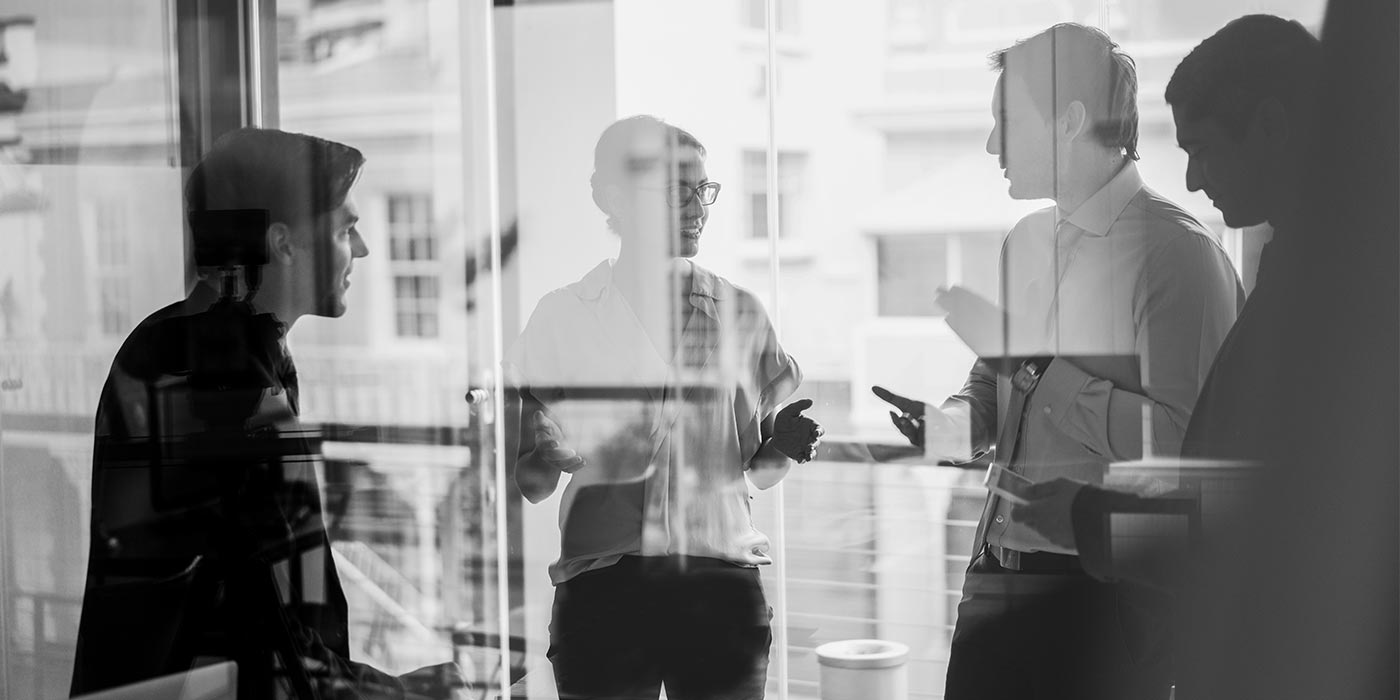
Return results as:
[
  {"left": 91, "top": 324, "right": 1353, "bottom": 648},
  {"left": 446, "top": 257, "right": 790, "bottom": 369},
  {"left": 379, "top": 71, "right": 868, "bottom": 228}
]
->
[{"left": 989, "top": 545, "right": 1023, "bottom": 571}]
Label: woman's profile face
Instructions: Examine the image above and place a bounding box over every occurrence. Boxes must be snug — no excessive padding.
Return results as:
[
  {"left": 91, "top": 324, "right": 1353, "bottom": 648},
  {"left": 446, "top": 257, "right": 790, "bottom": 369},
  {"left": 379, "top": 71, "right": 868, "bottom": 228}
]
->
[
  {"left": 667, "top": 147, "right": 710, "bottom": 259},
  {"left": 616, "top": 144, "right": 711, "bottom": 261}
]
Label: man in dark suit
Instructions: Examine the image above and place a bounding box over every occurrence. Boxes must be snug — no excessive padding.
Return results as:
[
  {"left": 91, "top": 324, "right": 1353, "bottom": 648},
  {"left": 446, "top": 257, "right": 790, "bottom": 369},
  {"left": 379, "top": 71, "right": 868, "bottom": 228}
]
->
[
  {"left": 1016, "top": 9, "right": 1399, "bottom": 698},
  {"left": 71, "top": 128, "right": 462, "bottom": 699}
]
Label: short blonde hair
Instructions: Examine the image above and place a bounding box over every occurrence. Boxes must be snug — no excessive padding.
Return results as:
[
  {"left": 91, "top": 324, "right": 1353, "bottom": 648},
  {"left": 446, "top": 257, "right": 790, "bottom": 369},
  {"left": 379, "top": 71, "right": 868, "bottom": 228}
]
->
[{"left": 991, "top": 23, "right": 1140, "bottom": 160}]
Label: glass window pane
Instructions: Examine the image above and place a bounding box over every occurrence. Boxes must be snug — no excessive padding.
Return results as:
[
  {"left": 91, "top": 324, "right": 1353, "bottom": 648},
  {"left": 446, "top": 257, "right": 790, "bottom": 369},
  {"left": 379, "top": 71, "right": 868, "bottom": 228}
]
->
[
  {"left": 276, "top": 0, "right": 500, "bottom": 679},
  {"left": 1, "top": 1, "right": 184, "bottom": 695},
  {"left": 773, "top": 1, "right": 1329, "bottom": 697},
  {"left": 877, "top": 234, "right": 949, "bottom": 317},
  {"left": 10, "top": 0, "right": 1347, "bottom": 698}
]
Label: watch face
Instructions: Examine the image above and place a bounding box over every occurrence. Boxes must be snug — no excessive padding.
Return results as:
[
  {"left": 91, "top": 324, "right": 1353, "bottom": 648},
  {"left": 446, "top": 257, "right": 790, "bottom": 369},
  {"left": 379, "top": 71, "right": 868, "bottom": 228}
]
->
[{"left": 1013, "top": 363, "right": 1041, "bottom": 393}]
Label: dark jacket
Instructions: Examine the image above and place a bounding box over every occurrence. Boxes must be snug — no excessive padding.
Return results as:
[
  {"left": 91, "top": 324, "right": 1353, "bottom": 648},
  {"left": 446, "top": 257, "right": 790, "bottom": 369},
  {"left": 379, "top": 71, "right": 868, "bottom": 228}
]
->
[{"left": 70, "top": 293, "right": 403, "bottom": 700}]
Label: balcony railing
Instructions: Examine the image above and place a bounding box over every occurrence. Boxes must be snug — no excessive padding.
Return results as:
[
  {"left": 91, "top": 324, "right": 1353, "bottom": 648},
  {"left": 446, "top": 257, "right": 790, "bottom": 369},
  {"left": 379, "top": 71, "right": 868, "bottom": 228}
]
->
[
  {"left": 0, "top": 341, "right": 474, "bottom": 429},
  {"left": 2, "top": 339, "right": 986, "bottom": 699}
]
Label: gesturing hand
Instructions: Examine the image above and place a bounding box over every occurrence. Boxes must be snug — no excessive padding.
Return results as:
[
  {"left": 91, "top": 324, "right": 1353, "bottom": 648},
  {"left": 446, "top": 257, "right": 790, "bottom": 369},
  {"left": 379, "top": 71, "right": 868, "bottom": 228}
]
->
[
  {"left": 935, "top": 285, "right": 1010, "bottom": 359},
  {"left": 772, "top": 399, "right": 823, "bottom": 463},
  {"left": 871, "top": 385, "right": 926, "bottom": 448},
  {"left": 531, "top": 410, "right": 587, "bottom": 473}
]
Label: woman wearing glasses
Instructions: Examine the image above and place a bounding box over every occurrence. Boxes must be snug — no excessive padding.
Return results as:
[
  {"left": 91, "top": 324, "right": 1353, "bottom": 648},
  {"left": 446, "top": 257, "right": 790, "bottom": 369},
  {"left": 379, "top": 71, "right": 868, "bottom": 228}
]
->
[{"left": 506, "top": 115, "right": 821, "bottom": 700}]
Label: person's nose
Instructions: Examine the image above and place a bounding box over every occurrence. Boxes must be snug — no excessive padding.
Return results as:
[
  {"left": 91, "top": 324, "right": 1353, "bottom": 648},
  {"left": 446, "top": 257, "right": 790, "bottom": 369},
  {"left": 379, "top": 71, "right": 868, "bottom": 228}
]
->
[
  {"left": 682, "top": 193, "right": 705, "bottom": 223},
  {"left": 351, "top": 229, "right": 369, "bottom": 258},
  {"left": 1184, "top": 157, "right": 1204, "bottom": 193},
  {"left": 985, "top": 125, "right": 1000, "bottom": 156}
]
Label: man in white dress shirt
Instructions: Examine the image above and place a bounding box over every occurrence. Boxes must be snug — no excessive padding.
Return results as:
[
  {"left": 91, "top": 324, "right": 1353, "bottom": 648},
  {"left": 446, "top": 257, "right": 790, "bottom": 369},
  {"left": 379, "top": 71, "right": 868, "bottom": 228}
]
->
[
  {"left": 507, "top": 116, "right": 820, "bottom": 700},
  {"left": 874, "top": 24, "right": 1244, "bottom": 700}
]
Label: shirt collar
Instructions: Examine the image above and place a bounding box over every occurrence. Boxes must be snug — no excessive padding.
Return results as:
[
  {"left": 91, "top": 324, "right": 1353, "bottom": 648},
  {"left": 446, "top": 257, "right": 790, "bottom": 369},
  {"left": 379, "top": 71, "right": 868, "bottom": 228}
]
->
[
  {"left": 1062, "top": 160, "right": 1143, "bottom": 237},
  {"left": 572, "top": 259, "right": 724, "bottom": 307},
  {"left": 686, "top": 260, "right": 722, "bottom": 301},
  {"left": 573, "top": 260, "right": 615, "bottom": 302}
]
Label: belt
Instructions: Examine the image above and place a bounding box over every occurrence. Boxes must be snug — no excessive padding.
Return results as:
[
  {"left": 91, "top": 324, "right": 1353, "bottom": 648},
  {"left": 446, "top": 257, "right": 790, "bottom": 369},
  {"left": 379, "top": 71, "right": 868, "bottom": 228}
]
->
[
  {"left": 971, "top": 362, "right": 1042, "bottom": 565},
  {"left": 986, "top": 544, "right": 1083, "bottom": 574}
]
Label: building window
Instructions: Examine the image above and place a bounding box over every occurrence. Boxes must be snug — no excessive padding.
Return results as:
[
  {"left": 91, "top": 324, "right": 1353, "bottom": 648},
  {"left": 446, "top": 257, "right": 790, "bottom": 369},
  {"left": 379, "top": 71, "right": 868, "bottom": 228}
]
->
[
  {"left": 888, "top": 0, "right": 936, "bottom": 52},
  {"left": 944, "top": 0, "right": 1071, "bottom": 47},
  {"left": 877, "top": 234, "right": 949, "bottom": 317},
  {"left": 98, "top": 279, "right": 131, "bottom": 336},
  {"left": 748, "top": 58, "right": 787, "bottom": 99},
  {"left": 388, "top": 194, "right": 435, "bottom": 262},
  {"left": 890, "top": 0, "right": 1078, "bottom": 52},
  {"left": 741, "top": 0, "right": 800, "bottom": 34},
  {"left": 387, "top": 193, "right": 440, "bottom": 339},
  {"left": 749, "top": 59, "right": 766, "bottom": 99},
  {"left": 876, "top": 232, "right": 1002, "bottom": 317},
  {"left": 93, "top": 199, "right": 132, "bottom": 336},
  {"left": 94, "top": 201, "right": 128, "bottom": 266},
  {"left": 394, "top": 275, "right": 439, "bottom": 339},
  {"left": 276, "top": 16, "right": 302, "bottom": 62},
  {"left": 743, "top": 150, "right": 808, "bottom": 240}
]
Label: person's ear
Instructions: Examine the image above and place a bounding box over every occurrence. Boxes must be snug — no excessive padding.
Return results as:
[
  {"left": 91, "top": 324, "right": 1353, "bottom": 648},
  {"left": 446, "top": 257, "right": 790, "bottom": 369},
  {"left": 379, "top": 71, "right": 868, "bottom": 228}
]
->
[
  {"left": 1061, "top": 100, "right": 1089, "bottom": 141},
  {"left": 1252, "top": 97, "right": 1290, "bottom": 146},
  {"left": 267, "top": 222, "right": 296, "bottom": 265}
]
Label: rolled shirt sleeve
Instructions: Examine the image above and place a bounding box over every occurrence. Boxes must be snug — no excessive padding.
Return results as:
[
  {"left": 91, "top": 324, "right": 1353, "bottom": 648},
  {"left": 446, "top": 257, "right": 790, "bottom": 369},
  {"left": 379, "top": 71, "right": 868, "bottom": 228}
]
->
[
  {"left": 1034, "top": 234, "right": 1243, "bottom": 461},
  {"left": 978, "top": 168, "right": 1245, "bottom": 555},
  {"left": 752, "top": 304, "right": 802, "bottom": 423},
  {"left": 937, "top": 359, "right": 999, "bottom": 463}
]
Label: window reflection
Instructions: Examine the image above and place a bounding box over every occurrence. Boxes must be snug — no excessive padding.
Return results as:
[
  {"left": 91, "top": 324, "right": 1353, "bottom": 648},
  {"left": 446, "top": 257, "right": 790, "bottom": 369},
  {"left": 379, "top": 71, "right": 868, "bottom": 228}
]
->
[
  {"left": 1, "top": 2, "right": 184, "bottom": 696},
  {"left": 0, "top": 0, "right": 1351, "bottom": 699},
  {"left": 275, "top": 0, "right": 481, "bottom": 687}
]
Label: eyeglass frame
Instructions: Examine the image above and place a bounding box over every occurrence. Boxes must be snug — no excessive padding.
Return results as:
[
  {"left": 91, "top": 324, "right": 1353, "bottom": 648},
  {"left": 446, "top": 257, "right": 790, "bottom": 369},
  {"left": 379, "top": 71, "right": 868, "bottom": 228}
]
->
[{"left": 639, "top": 181, "right": 722, "bottom": 208}]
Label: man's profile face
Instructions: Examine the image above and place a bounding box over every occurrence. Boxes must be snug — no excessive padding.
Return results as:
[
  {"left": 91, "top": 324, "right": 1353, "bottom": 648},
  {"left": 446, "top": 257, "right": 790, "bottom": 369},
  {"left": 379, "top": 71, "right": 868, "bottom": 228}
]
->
[
  {"left": 299, "top": 191, "right": 367, "bottom": 318},
  {"left": 1172, "top": 108, "right": 1265, "bottom": 228},
  {"left": 986, "top": 73, "right": 1057, "bottom": 201}
]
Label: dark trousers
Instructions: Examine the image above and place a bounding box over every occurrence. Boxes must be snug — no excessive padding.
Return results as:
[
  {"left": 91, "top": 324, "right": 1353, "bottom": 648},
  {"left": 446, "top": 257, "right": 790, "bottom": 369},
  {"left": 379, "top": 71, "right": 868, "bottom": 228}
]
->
[
  {"left": 944, "top": 547, "right": 1173, "bottom": 700},
  {"left": 548, "top": 555, "right": 772, "bottom": 700}
]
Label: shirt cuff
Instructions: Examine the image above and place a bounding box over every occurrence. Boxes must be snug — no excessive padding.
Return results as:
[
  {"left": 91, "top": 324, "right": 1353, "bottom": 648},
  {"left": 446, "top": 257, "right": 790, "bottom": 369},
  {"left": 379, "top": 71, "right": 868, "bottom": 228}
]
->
[
  {"left": 1034, "top": 358, "right": 1091, "bottom": 429},
  {"left": 929, "top": 399, "right": 975, "bottom": 463}
]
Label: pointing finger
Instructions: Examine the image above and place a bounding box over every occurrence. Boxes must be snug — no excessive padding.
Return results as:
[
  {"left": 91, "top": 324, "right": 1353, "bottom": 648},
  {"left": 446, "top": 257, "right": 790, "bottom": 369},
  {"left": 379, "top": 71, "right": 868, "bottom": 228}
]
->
[{"left": 872, "top": 385, "right": 921, "bottom": 414}]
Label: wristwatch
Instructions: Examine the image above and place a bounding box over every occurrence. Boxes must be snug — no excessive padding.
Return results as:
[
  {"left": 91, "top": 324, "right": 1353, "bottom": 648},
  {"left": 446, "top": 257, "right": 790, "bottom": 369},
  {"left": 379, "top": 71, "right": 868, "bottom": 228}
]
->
[{"left": 1012, "top": 355, "right": 1054, "bottom": 393}]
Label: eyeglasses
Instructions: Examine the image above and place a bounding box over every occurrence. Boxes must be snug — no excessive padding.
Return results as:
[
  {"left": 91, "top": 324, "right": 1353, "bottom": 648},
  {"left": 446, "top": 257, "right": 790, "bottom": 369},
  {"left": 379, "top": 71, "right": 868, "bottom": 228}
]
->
[{"left": 658, "top": 181, "right": 721, "bottom": 208}]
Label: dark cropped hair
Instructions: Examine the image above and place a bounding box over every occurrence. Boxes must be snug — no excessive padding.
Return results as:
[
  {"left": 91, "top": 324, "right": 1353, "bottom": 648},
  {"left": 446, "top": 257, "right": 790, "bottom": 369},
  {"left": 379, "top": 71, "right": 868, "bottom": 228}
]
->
[
  {"left": 991, "top": 23, "right": 1140, "bottom": 161},
  {"left": 185, "top": 127, "right": 365, "bottom": 237},
  {"left": 1166, "top": 15, "right": 1321, "bottom": 139}
]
